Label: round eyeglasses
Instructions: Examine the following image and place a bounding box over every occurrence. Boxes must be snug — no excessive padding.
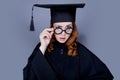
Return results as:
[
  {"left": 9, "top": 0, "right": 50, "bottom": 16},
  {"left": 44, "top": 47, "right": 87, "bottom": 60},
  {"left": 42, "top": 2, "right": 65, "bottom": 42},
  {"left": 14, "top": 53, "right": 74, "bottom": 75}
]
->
[{"left": 54, "top": 25, "right": 73, "bottom": 35}]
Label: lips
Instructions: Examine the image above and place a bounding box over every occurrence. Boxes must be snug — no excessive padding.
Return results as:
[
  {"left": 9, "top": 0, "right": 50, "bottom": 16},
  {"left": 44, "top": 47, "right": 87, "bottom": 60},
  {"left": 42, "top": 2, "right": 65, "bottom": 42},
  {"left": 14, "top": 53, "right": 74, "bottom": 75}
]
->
[{"left": 59, "top": 37, "right": 66, "bottom": 40}]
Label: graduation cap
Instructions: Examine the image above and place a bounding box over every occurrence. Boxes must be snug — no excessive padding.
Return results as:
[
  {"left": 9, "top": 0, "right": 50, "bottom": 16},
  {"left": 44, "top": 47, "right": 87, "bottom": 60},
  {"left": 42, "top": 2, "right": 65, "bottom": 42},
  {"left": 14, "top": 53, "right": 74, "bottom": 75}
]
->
[{"left": 30, "top": 3, "right": 85, "bottom": 31}]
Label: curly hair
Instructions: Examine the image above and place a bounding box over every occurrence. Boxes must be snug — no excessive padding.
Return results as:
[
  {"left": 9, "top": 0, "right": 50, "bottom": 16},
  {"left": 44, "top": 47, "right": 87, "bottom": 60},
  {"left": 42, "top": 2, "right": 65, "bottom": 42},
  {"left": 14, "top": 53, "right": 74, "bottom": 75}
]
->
[{"left": 46, "top": 22, "right": 79, "bottom": 56}]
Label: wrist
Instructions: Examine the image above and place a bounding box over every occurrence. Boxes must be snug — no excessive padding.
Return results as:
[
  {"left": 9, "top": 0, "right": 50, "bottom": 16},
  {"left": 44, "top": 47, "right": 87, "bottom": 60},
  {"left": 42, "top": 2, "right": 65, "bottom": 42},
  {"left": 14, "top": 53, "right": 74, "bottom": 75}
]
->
[{"left": 39, "top": 46, "right": 47, "bottom": 55}]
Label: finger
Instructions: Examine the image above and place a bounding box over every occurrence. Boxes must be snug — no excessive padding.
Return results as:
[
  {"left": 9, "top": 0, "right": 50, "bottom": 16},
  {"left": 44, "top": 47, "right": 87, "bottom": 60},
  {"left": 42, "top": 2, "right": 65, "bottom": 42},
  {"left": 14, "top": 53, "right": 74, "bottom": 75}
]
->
[
  {"left": 49, "top": 31, "right": 54, "bottom": 39},
  {"left": 40, "top": 28, "right": 54, "bottom": 39},
  {"left": 45, "top": 32, "right": 51, "bottom": 39},
  {"left": 50, "top": 31, "right": 54, "bottom": 36},
  {"left": 42, "top": 34, "right": 50, "bottom": 40},
  {"left": 45, "top": 30, "right": 54, "bottom": 38},
  {"left": 45, "top": 28, "right": 54, "bottom": 32},
  {"left": 40, "top": 32, "right": 49, "bottom": 39},
  {"left": 47, "top": 31, "right": 54, "bottom": 39}
]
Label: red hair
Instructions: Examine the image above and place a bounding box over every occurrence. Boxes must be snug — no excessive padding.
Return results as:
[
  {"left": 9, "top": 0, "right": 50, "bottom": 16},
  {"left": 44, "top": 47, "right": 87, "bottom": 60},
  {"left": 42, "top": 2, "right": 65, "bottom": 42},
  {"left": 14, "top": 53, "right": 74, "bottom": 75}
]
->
[{"left": 46, "top": 22, "right": 79, "bottom": 56}]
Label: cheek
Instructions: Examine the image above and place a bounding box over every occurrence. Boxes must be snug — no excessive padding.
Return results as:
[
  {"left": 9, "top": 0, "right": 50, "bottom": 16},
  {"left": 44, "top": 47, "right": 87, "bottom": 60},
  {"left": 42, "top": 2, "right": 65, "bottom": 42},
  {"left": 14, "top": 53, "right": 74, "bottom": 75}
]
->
[
  {"left": 54, "top": 34, "right": 70, "bottom": 40},
  {"left": 66, "top": 35, "right": 71, "bottom": 39},
  {"left": 54, "top": 34, "right": 70, "bottom": 38},
  {"left": 54, "top": 34, "right": 59, "bottom": 39}
]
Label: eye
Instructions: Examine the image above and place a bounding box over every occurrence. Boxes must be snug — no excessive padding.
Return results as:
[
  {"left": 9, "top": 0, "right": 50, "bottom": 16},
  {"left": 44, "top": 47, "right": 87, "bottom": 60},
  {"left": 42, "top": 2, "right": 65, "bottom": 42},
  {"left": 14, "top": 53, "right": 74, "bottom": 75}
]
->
[
  {"left": 55, "top": 26, "right": 62, "bottom": 29},
  {"left": 66, "top": 25, "right": 73, "bottom": 29},
  {"left": 54, "top": 26, "right": 63, "bottom": 34}
]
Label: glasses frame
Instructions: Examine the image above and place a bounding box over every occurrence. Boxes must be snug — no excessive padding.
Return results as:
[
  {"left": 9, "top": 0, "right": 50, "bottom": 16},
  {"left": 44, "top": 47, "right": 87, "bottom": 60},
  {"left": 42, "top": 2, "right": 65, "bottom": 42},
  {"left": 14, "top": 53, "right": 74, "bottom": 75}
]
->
[{"left": 54, "top": 25, "right": 73, "bottom": 35}]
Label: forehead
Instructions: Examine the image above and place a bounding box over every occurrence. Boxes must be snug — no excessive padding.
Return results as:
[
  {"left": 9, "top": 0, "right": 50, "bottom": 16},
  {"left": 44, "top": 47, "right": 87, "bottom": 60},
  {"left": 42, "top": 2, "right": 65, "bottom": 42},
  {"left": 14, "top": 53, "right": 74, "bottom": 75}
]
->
[{"left": 53, "top": 22, "right": 72, "bottom": 26}]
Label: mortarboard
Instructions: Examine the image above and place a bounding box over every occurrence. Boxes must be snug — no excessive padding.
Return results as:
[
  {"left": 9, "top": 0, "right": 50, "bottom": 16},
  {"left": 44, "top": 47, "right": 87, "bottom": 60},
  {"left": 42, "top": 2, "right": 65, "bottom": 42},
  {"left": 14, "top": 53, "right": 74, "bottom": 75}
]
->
[{"left": 30, "top": 3, "right": 85, "bottom": 31}]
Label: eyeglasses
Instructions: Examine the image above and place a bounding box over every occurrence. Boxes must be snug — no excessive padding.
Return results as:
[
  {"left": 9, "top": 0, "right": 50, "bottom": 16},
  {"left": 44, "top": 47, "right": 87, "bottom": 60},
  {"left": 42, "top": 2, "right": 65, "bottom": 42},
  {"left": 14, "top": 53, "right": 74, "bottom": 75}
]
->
[{"left": 54, "top": 25, "right": 73, "bottom": 35}]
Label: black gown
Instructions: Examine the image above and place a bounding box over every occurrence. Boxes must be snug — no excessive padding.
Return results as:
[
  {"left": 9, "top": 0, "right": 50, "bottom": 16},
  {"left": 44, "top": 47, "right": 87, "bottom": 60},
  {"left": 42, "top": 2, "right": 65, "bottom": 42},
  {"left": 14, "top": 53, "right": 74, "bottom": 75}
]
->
[{"left": 23, "top": 41, "right": 114, "bottom": 80}]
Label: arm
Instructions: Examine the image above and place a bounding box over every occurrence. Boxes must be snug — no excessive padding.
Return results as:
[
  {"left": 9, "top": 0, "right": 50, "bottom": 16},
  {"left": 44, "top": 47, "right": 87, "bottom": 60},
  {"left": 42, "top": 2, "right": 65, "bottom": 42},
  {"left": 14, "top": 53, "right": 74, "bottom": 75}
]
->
[
  {"left": 23, "top": 66, "right": 37, "bottom": 80},
  {"left": 23, "top": 43, "right": 58, "bottom": 80}
]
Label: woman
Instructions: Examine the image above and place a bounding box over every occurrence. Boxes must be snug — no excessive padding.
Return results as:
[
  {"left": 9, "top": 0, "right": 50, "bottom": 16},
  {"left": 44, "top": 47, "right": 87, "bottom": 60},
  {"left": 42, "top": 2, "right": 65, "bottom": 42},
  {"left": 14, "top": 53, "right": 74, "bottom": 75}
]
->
[{"left": 23, "top": 4, "right": 113, "bottom": 80}]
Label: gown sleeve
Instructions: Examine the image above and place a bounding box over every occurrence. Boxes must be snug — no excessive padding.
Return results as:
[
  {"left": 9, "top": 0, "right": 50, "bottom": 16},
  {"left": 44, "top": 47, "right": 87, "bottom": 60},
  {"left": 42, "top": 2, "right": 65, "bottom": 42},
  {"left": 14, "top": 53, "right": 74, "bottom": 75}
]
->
[
  {"left": 23, "top": 43, "right": 58, "bottom": 80},
  {"left": 78, "top": 42, "right": 114, "bottom": 80}
]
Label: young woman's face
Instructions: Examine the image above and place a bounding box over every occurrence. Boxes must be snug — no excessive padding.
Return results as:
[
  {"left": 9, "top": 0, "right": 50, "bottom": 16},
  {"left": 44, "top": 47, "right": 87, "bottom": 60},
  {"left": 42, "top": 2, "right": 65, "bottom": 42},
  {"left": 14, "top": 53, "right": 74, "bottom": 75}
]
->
[{"left": 53, "top": 22, "right": 73, "bottom": 43}]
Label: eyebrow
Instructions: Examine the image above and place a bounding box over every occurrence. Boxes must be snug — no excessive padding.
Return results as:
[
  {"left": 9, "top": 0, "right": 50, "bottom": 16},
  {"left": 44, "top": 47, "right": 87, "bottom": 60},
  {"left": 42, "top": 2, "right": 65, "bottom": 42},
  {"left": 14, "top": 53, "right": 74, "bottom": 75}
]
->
[
  {"left": 54, "top": 25, "right": 62, "bottom": 29},
  {"left": 66, "top": 24, "right": 72, "bottom": 26},
  {"left": 55, "top": 24, "right": 72, "bottom": 27}
]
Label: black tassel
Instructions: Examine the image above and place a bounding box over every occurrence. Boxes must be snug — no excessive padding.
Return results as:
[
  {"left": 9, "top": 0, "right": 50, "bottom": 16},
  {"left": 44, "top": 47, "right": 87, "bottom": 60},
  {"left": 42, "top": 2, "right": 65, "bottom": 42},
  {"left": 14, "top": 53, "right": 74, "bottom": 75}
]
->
[
  {"left": 30, "top": 16, "right": 34, "bottom": 31},
  {"left": 30, "top": 5, "right": 35, "bottom": 31}
]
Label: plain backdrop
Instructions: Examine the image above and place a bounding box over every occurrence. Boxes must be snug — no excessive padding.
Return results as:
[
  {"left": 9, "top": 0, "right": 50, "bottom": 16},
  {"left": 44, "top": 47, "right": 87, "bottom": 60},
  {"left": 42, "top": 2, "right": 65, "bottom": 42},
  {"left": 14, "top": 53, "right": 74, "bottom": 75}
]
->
[{"left": 0, "top": 0, "right": 119, "bottom": 80}]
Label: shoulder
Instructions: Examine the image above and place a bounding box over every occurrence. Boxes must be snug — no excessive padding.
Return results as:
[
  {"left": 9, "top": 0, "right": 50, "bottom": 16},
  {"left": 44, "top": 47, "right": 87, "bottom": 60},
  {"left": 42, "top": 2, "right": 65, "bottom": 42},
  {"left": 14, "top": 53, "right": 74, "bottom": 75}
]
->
[
  {"left": 76, "top": 41, "right": 99, "bottom": 59},
  {"left": 76, "top": 41, "right": 108, "bottom": 71},
  {"left": 23, "top": 43, "right": 41, "bottom": 69},
  {"left": 28, "top": 43, "right": 41, "bottom": 62},
  {"left": 76, "top": 41, "right": 94, "bottom": 57},
  {"left": 76, "top": 41, "right": 106, "bottom": 68}
]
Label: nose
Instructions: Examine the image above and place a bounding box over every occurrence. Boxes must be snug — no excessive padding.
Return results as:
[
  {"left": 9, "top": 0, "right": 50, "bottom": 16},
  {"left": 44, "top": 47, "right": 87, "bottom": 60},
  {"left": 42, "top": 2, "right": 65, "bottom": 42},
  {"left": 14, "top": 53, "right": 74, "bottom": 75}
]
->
[{"left": 61, "top": 30, "right": 66, "bottom": 36}]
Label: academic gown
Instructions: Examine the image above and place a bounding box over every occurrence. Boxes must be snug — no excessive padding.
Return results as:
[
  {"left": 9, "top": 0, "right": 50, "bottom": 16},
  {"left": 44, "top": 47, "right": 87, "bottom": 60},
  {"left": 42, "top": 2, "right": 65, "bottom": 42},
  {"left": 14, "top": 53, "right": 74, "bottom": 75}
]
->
[{"left": 23, "top": 41, "right": 114, "bottom": 80}]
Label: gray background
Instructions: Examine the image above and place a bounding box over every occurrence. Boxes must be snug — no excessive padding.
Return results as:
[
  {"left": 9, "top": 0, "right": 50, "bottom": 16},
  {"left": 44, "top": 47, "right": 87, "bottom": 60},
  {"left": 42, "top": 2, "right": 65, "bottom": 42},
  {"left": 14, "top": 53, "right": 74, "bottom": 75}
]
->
[{"left": 0, "top": 0, "right": 119, "bottom": 80}]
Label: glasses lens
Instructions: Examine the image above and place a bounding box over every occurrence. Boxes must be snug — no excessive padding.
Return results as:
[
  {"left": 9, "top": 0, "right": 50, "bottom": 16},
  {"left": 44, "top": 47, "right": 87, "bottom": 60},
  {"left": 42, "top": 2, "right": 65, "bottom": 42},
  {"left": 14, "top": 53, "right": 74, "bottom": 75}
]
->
[
  {"left": 66, "top": 28, "right": 73, "bottom": 34},
  {"left": 65, "top": 25, "right": 73, "bottom": 34},
  {"left": 54, "top": 28, "right": 62, "bottom": 34}
]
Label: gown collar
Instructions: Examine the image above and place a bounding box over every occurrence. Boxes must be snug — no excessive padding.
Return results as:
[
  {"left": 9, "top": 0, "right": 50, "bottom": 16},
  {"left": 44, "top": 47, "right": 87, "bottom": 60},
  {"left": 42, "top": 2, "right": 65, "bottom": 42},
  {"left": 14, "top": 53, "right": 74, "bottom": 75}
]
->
[{"left": 53, "top": 41, "right": 66, "bottom": 49}]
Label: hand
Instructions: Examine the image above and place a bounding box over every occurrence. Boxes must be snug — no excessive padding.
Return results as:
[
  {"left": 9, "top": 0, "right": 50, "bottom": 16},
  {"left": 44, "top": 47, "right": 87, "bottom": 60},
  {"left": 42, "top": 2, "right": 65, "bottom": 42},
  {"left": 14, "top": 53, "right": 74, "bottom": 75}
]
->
[{"left": 39, "top": 28, "right": 54, "bottom": 54}]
